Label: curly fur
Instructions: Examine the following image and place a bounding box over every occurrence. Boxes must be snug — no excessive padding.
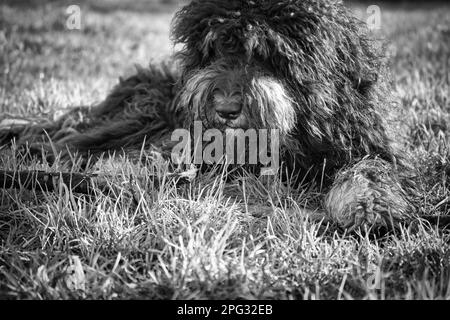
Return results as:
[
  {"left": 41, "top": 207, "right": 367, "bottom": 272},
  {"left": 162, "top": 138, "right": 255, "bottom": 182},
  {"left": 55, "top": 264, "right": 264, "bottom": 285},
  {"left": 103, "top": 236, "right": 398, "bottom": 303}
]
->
[
  {"left": 173, "top": 0, "right": 399, "bottom": 176},
  {"left": 0, "top": 0, "right": 415, "bottom": 231}
]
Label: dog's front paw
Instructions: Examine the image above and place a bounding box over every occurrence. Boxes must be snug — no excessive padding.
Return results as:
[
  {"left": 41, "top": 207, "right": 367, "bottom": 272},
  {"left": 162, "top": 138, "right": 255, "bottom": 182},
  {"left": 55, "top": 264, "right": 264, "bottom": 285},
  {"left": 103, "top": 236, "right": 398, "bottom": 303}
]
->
[{"left": 324, "top": 159, "right": 412, "bottom": 232}]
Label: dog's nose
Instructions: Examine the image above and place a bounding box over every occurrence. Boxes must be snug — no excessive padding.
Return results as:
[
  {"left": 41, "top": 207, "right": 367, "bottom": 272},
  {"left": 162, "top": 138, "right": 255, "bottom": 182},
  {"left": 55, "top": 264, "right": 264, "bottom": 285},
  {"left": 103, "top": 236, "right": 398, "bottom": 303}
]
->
[
  {"left": 215, "top": 102, "right": 242, "bottom": 120},
  {"left": 213, "top": 90, "right": 243, "bottom": 120}
]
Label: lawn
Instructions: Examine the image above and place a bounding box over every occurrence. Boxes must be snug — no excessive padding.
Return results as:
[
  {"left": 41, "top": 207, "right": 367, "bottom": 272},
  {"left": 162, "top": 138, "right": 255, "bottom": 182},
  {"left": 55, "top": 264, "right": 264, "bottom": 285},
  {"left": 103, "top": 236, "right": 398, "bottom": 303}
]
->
[{"left": 0, "top": 0, "right": 450, "bottom": 299}]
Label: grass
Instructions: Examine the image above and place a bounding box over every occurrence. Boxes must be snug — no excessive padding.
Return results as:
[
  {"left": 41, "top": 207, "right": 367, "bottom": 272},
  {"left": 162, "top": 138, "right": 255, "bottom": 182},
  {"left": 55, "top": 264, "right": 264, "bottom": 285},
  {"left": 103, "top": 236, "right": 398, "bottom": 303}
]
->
[{"left": 0, "top": 0, "right": 450, "bottom": 299}]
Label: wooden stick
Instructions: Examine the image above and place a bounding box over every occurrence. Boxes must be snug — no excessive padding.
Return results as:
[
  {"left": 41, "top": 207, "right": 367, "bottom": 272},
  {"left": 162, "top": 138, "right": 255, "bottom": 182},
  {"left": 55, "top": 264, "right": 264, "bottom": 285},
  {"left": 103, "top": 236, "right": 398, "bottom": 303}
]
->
[
  {"left": 0, "top": 170, "right": 103, "bottom": 195},
  {"left": 0, "top": 169, "right": 195, "bottom": 195}
]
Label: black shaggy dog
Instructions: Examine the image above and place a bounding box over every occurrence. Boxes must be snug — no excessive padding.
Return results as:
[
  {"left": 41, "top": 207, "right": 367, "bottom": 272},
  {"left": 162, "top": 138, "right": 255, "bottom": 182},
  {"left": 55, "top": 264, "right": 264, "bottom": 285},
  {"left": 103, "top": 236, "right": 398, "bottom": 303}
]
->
[{"left": 1, "top": 0, "right": 417, "bottom": 231}]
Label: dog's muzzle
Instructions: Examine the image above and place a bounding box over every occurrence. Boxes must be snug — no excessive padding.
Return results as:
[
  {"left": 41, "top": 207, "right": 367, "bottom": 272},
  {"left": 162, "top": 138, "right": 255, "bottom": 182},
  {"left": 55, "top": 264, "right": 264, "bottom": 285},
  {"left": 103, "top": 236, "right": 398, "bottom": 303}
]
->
[{"left": 213, "top": 90, "right": 242, "bottom": 120}]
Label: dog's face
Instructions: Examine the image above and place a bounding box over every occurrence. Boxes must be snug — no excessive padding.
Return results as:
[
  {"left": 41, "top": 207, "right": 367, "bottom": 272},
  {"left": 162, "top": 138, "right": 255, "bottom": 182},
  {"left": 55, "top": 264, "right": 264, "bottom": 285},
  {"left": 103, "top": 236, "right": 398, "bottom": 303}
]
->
[
  {"left": 178, "top": 58, "right": 296, "bottom": 134},
  {"left": 173, "top": 0, "right": 306, "bottom": 136},
  {"left": 172, "top": 0, "right": 387, "bottom": 164}
]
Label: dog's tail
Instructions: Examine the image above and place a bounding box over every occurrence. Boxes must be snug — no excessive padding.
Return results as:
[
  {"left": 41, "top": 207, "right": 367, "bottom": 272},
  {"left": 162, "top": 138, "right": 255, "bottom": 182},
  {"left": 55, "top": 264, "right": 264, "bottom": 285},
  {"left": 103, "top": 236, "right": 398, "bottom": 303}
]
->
[
  {"left": 0, "top": 107, "right": 94, "bottom": 168},
  {"left": 0, "top": 119, "right": 23, "bottom": 146},
  {"left": 0, "top": 106, "right": 90, "bottom": 147},
  {"left": 0, "top": 117, "right": 50, "bottom": 147}
]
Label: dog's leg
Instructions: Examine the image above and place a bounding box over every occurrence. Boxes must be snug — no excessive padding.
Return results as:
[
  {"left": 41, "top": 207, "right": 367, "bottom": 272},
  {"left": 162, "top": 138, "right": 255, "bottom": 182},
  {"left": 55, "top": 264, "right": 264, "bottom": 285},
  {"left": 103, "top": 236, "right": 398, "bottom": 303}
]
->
[{"left": 324, "top": 158, "right": 413, "bottom": 231}]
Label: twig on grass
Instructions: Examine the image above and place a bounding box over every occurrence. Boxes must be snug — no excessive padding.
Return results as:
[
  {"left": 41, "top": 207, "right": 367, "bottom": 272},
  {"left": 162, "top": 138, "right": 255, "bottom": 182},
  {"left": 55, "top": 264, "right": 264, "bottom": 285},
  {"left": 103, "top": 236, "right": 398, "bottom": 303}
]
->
[
  {"left": 0, "top": 169, "right": 196, "bottom": 195},
  {"left": 0, "top": 170, "right": 105, "bottom": 195}
]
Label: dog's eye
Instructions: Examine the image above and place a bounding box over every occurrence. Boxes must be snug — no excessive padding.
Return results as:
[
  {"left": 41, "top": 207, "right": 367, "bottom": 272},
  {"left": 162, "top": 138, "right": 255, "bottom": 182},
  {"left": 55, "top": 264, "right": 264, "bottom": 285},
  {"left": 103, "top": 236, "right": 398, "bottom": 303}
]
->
[
  {"left": 215, "top": 36, "right": 245, "bottom": 57},
  {"left": 212, "top": 88, "right": 222, "bottom": 96}
]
